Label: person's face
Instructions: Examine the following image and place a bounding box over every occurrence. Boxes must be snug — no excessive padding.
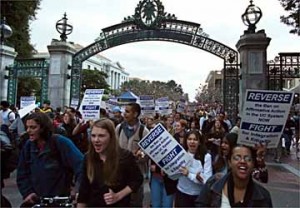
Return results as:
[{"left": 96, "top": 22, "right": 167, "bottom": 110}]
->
[
  {"left": 187, "top": 133, "right": 199, "bottom": 154},
  {"left": 175, "top": 113, "right": 181, "bottom": 120},
  {"left": 26, "top": 119, "right": 41, "bottom": 141},
  {"left": 215, "top": 120, "right": 221, "bottom": 128},
  {"left": 124, "top": 106, "right": 137, "bottom": 123},
  {"left": 91, "top": 126, "right": 110, "bottom": 154},
  {"left": 147, "top": 118, "right": 154, "bottom": 126},
  {"left": 166, "top": 117, "right": 173, "bottom": 127},
  {"left": 113, "top": 111, "right": 121, "bottom": 118},
  {"left": 229, "top": 146, "right": 254, "bottom": 180},
  {"left": 63, "top": 113, "right": 70, "bottom": 123},
  {"left": 221, "top": 137, "right": 230, "bottom": 156},
  {"left": 191, "top": 122, "right": 196, "bottom": 129},
  {"left": 175, "top": 122, "right": 184, "bottom": 133}
]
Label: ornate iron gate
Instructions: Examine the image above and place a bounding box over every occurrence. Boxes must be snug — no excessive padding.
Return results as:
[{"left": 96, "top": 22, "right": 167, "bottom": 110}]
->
[
  {"left": 267, "top": 52, "right": 300, "bottom": 90},
  {"left": 70, "top": 0, "right": 240, "bottom": 120},
  {"left": 5, "top": 58, "right": 49, "bottom": 105}
]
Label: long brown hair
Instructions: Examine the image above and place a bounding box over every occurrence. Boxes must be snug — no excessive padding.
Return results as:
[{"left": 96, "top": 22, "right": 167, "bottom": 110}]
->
[{"left": 86, "top": 118, "right": 120, "bottom": 186}]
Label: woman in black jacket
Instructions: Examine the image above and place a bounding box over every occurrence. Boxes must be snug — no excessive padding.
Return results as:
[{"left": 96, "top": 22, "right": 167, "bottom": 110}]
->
[
  {"left": 77, "top": 118, "right": 143, "bottom": 207},
  {"left": 195, "top": 145, "right": 272, "bottom": 207}
]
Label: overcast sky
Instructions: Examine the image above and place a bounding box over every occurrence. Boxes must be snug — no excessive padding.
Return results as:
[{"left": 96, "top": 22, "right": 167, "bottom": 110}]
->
[{"left": 30, "top": 0, "right": 300, "bottom": 101}]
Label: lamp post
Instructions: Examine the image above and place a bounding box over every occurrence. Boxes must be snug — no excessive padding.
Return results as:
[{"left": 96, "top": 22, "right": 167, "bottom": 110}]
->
[
  {"left": 241, "top": 0, "right": 262, "bottom": 33},
  {"left": 0, "top": 17, "right": 13, "bottom": 44},
  {"left": 56, "top": 13, "right": 73, "bottom": 42}
]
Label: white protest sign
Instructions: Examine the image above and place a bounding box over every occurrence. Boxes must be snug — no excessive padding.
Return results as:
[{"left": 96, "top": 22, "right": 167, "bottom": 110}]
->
[
  {"left": 139, "top": 95, "right": 155, "bottom": 116},
  {"left": 70, "top": 98, "right": 79, "bottom": 110},
  {"left": 176, "top": 99, "right": 186, "bottom": 113},
  {"left": 20, "top": 96, "right": 36, "bottom": 109},
  {"left": 155, "top": 97, "right": 171, "bottom": 115},
  {"left": 138, "top": 123, "right": 192, "bottom": 176},
  {"left": 238, "top": 90, "right": 294, "bottom": 148},
  {"left": 18, "top": 103, "right": 36, "bottom": 118},
  {"left": 79, "top": 89, "right": 104, "bottom": 121}
]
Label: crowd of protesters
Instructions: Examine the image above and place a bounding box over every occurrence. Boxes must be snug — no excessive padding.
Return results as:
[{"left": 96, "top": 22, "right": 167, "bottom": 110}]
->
[{"left": 1, "top": 98, "right": 299, "bottom": 207}]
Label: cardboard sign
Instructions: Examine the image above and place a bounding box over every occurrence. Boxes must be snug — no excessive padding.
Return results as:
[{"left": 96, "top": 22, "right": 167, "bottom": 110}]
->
[
  {"left": 238, "top": 90, "right": 294, "bottom": 148},
  {"left": 79, "top": 89, "right": 104, "bottom": 120},
  {"left": 138, "top": 123, "right": 192, "bottom": 176}
]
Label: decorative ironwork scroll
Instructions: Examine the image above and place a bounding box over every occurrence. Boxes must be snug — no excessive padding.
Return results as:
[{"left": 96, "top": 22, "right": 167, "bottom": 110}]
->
[
  {"left": 70, "top": 0, "right": 239, "bottom": 119},
  {"left": 6, "top": 58, "right": 49, "bottom": 105}
]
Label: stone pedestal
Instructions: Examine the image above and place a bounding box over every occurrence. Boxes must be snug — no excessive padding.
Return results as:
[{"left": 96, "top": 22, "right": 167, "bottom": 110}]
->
[
  {"left": 0, "top": 45, "right": 17, "bottom": 102},
  {"left": 236, "top": 30, "right": 271, "bottom": 112},
  {"left": 47, "top": 40, "right": 76, "bottom": 109}
]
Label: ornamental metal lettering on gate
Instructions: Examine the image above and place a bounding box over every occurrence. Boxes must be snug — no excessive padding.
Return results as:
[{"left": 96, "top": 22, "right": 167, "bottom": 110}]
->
[
  {"left": 71, "top": 0, "right": 240, "bottom": 119},
  {"left": 6, "top": 58, "right": 49, "bottom": 105}
]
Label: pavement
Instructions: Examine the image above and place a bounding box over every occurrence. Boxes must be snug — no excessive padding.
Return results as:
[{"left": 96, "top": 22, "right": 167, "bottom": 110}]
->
[{"left": 2, "top": 145, "right": 300, "bottom": 208}]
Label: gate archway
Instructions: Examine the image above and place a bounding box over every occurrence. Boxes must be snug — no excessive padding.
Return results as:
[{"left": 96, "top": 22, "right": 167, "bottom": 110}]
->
[
  {"left": 71, "top": 0, "right": 240, "bottom": 119},
  {"left": 6, "top": 58, "right": 49, "bottom": 106}
]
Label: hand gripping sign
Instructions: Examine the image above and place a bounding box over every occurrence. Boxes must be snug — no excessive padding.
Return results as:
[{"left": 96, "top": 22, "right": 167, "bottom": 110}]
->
[{"left": 138, "top": 123, "right": 192, "bottom": 177}]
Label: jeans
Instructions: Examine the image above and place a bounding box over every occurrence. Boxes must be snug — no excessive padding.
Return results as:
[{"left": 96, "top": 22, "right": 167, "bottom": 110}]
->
[
  {"left": 150, "top": 175, "right": 174, "bottom": 208},
  {"left": 282, "top": 133, "right": 292, "bottom": 153}
]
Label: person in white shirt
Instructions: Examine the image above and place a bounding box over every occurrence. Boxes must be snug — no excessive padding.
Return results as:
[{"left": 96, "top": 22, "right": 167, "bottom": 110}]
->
[
  {"left": 0, "top": 101, "right": 15, "bottom": 136},
  {"left": 174, "top": 130, "right": 213, "bottom": 207}
]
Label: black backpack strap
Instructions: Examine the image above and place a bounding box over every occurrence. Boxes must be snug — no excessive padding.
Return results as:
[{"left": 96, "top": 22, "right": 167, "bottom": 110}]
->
[
  {"left": 118, "top": 122, "right": 125, "bottom": 137},
  {"left": 138, "top": 124, "right": 145, "bottom": 140}
]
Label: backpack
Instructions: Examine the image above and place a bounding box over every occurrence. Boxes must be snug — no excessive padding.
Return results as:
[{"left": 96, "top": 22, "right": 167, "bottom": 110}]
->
[{"left": 118, "top": 122, "right": 145, "bottom": 140}]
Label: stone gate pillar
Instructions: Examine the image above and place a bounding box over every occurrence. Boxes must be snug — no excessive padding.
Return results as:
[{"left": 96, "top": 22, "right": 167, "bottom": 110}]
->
[
  {"left": 236, "top": 30, "right": 271, "bottom": 112},
  {"left": 47, "top": 40, "right": 76, "bottom": 109},
  {"left": 0, "top": 45, "right": 17, "bottom": 102}
]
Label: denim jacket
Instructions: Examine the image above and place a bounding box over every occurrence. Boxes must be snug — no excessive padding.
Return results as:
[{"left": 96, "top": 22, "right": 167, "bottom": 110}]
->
[
  {"left": 195, "top": 173, "right": 273, "bottom": 207},
  {"left": 17, "top": 134, "right": 83, "bottom": 198}
]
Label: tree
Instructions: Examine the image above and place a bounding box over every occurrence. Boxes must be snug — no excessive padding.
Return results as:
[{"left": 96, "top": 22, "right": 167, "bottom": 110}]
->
[
  {"left": 195, "top": 83, "right": 222, "bottom": 104},
  {"left": 17, "top": 77, "right": 41, "bottom": 104},
  {"left": 1, "top": 0, "right": 41, "bottom": 57},
  {"left": 81, "top": 69, "right": 110, "bottom": 98},
  {"left": 120, "top": 79, "right": 186, "bottom": 101},
  {"left": 278, "top": 0, "right": 300, "bottom": 36}
]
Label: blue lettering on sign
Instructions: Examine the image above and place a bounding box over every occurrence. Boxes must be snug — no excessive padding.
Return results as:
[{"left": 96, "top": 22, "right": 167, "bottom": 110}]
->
[
  {"left": 246, "top": 91, "right": 292, "bottom": 103},
  {"left": 158, "top": 145, "right": 182, "bottom": 167},
  {"left": 241, "top": 122, "right": 283, "bottom": 133},
  {"left": 82, "top": 105, "right": 100, "bottom": 110},
  {"left": 139, "top": 124, "right": 164, "bottom": 149}
]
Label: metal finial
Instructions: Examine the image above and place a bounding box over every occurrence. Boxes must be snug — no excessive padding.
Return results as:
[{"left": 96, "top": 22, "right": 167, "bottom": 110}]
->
[
  {"left": 56, "top": 13, "right": 73, "bottom": 42},
  {"left": 0, "top": 17, "right": 13, "bottom": 44}
]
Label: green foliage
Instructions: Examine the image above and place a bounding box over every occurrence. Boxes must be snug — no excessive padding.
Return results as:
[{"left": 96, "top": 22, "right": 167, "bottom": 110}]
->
[
  {"left": 278, "top": 0, "right": 300, "bottom": 36},
  {"left": 17, "top": 77, "right": 41, "bottom": 103},
  {"left": 81, "top": 69, "right": 110, "bottom": 98},
  {"left": 120, "top": 79, "right": 186, "bottom": 101},
  {"left": 1, "top": 0, "right": 41, "bottom": 57}
]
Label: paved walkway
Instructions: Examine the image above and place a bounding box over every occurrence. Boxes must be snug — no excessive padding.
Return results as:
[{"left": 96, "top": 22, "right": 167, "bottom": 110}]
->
[{"left": 3, "top": 146, "right": 299, "bottom": 207}]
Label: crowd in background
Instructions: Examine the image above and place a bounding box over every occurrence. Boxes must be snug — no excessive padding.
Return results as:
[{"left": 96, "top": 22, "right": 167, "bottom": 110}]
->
[{"left": 1, "top": 98, "right": 299, "bottom": 207}]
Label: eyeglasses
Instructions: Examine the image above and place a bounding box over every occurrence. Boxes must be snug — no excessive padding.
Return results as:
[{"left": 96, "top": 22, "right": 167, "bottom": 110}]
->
[{"left": 232, "top": 155, "right": 253, "bottom": 162}]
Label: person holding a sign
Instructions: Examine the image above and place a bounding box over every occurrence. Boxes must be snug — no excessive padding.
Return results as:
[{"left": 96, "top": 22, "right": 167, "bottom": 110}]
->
[
  {"left": 195, "top": 145, "right": 272, "bottom": 207},
  {"left": 77, "top": 118, "right": 143, "bottom": 207},
  {"left": 174, "top": 130, "right": 212, "bottom": 207}
]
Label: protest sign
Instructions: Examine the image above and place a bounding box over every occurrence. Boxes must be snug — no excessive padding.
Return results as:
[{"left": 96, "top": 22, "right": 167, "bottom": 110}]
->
[
  {"left": 18, "top": 103, "right": 36, "bottom": 118},
  {"left": 138, "top": 123, "right": 192, "bottom": 177},
  {"left": 139, "top": 95, "right": 155, "bottom": 116},
  {"left": 79, "top": 89, "right": 104, "bottom": 120},
  {"left": 20, "top": 96, "right": 36, "bottom": 109},
  {"left": 155, "top": 97, "right": 171, "bottom": 115},
  {"left": 70, "top": 98, "right": 79, "bottom": 110},
  {"left": 176, "top": 99, "right": 186, "bottom": 113},
  {"left": 238, "top": 90, "right": 294, "bottom": 148}
]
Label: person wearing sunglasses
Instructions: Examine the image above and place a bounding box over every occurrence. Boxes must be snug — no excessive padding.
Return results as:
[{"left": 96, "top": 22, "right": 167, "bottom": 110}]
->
[{"left": 195, "top": 145, "right": 272, "bottom": 207}]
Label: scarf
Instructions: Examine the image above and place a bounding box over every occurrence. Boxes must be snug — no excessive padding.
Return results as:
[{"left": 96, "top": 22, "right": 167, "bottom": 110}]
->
[{"left": 227, "top": 172, "right": 253, "bottom": 207}]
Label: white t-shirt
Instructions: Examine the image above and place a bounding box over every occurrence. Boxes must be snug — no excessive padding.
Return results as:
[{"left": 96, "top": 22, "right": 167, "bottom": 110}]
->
[
  {"left": 221, "top": 191, "right": 231, "bottom": 208},
  {"left": 0, "top": 109, "right": 15, "bottom": 125}
]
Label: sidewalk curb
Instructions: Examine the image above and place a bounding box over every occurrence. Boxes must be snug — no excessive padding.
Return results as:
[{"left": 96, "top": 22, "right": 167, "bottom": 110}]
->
[{"left": 266, "top": 162, "right": 300, "bottom": 178}]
